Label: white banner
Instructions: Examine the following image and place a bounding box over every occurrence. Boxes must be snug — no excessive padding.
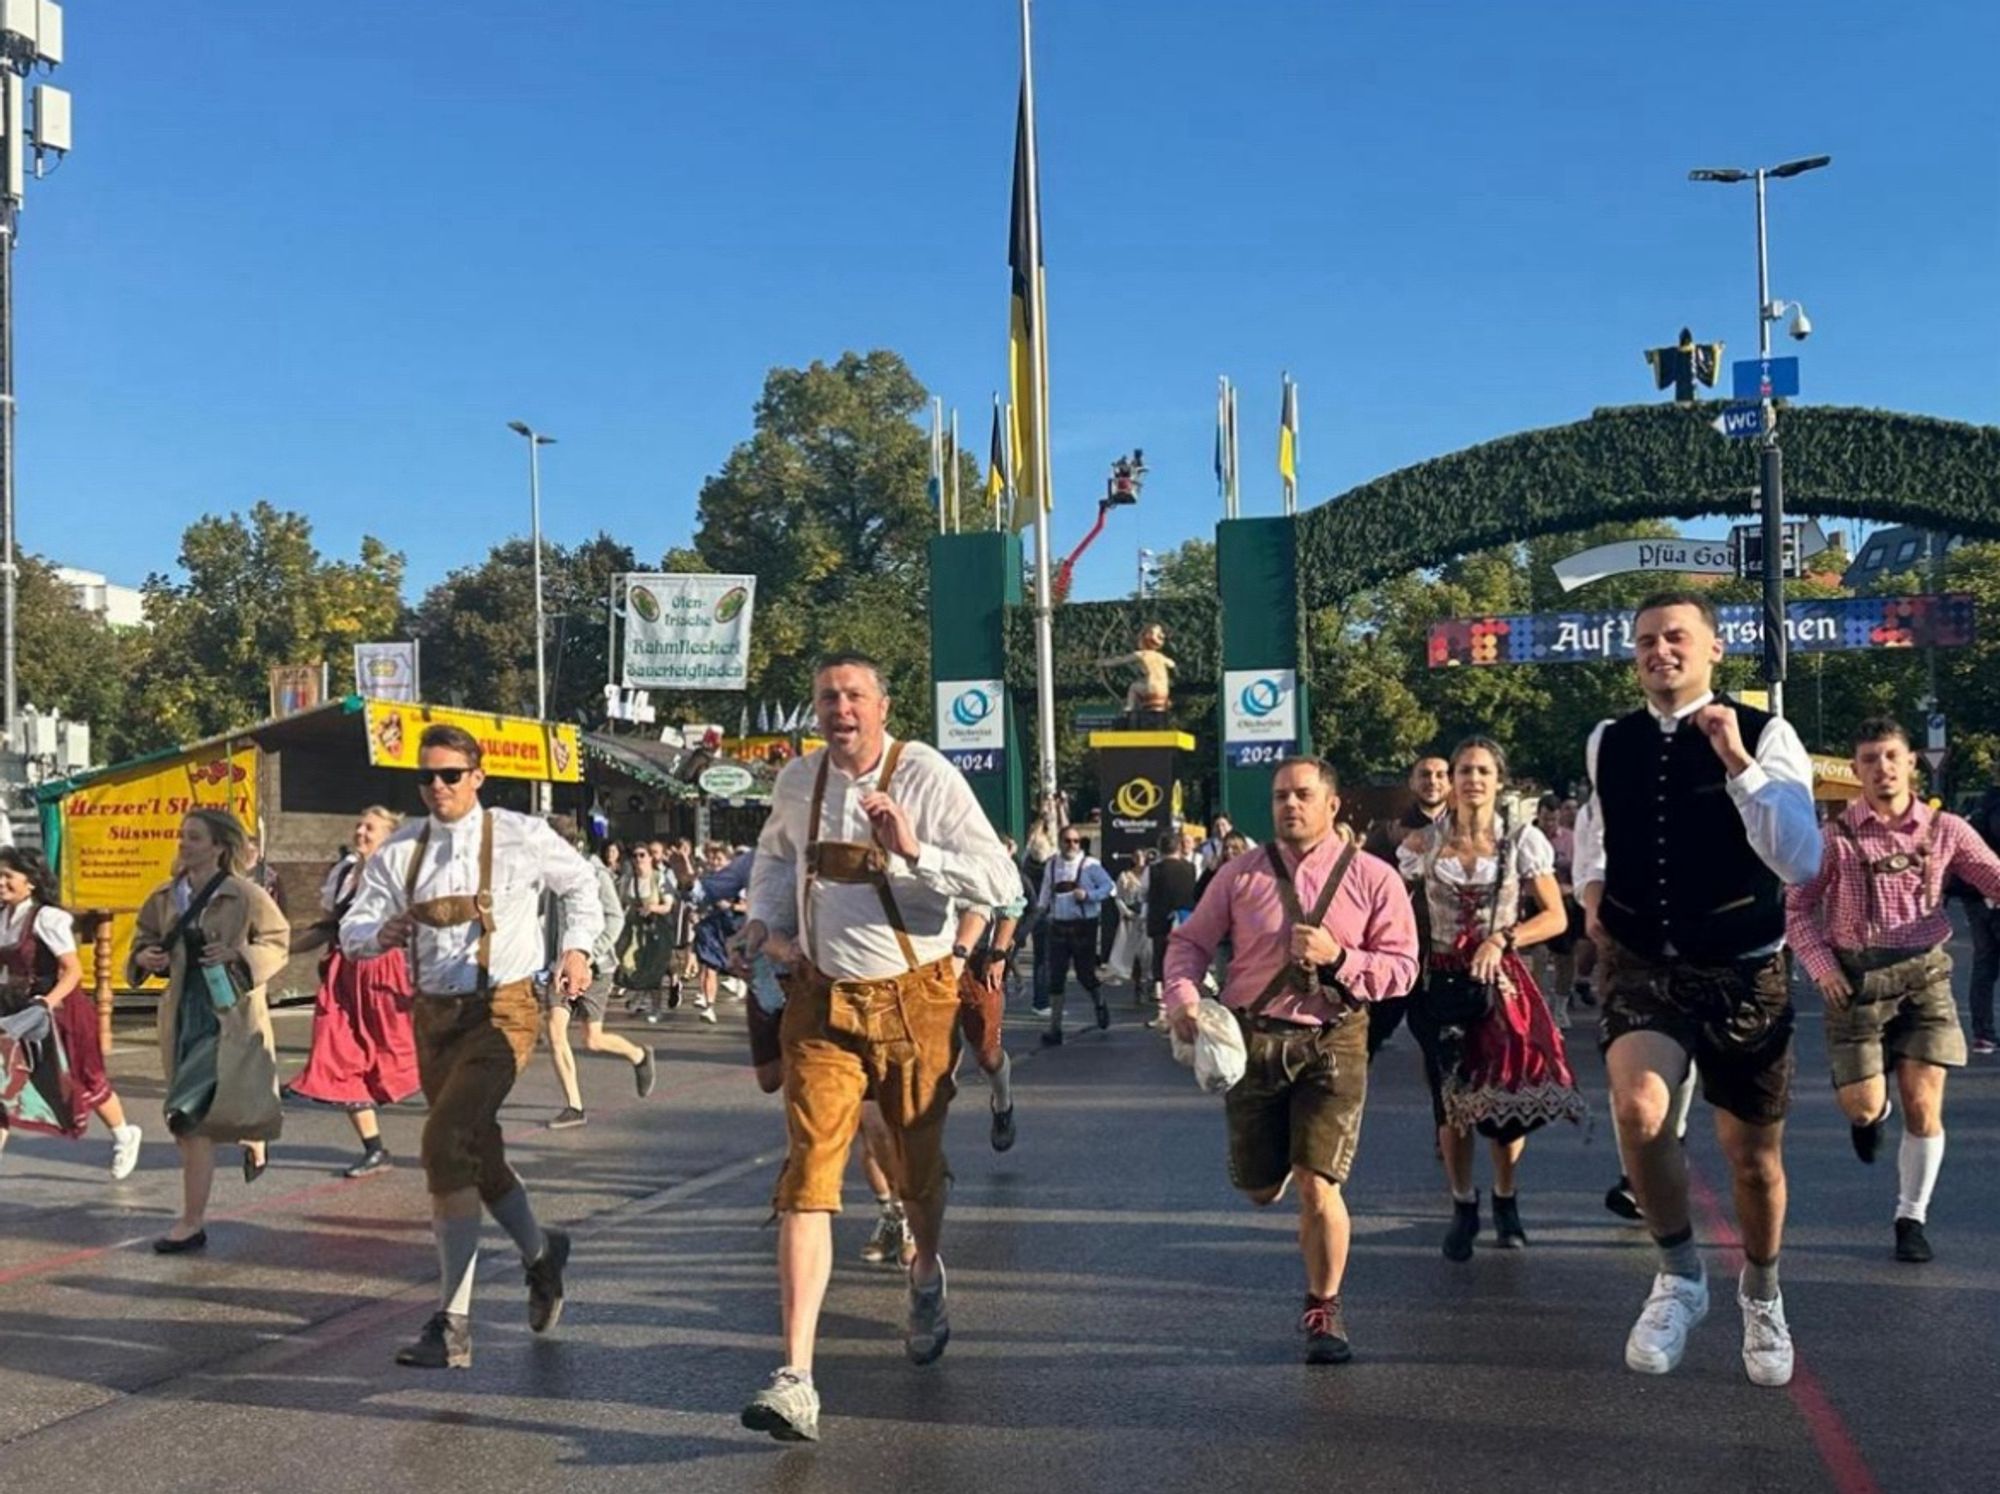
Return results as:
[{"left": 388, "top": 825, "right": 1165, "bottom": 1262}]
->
[
  {"left": 1222, "top": 668, "right": 1297, "bottom": 767},
  {"left": 935, "top": 679, "right": 1006, "bottom": 774},
  {"left": 353, "top": 642, "right": 419, "bottom": 703},
  {"left": 1551, "top": 537, "right": 1734, "bottom": 593},
  {"left": 621, "top": 574, "right": 756, "bottom": 691}
]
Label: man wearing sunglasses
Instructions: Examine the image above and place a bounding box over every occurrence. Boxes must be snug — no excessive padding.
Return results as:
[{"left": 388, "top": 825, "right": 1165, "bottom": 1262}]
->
[
  {"left": 1035, "top": 827, "right": 1117, "bottom": 1045},
  {"left": 343, "top": 723, "right": 604, "bottom": 1371}
]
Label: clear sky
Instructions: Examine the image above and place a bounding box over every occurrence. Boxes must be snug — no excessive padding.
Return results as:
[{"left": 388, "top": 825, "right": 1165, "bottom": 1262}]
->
[{"left": 17, "top": 1, "right": 1997, "bottom": 604}]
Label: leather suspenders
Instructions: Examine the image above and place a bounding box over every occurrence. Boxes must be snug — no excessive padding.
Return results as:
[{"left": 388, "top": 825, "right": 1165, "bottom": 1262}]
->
[
  {"left": 402, "top": 810, "right": 497, "bottom": 994},
  {"left": 803, "top": 741, "right": 920, "bottom": 972},
  {"left": 1246, "top": 838, "right": 1358, "bottom": 1016}
]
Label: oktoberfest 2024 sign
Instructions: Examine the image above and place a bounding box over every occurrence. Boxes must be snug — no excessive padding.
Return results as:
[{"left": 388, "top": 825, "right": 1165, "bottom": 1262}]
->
[{"left": 1429, "top": 594, "right": 1975, "bottom": 669}]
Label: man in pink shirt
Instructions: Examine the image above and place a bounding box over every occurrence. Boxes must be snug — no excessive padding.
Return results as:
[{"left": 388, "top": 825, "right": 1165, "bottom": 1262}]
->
[
  {"left": 1785, "top": 717, "right": 2000, "bottom": 1265},
  {"left": 1165, "top": 757, "right": 1419, "bottom": 1365}
]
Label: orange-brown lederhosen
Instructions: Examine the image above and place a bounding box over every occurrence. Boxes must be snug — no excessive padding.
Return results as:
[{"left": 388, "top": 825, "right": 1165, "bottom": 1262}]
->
[
  {"left": 772, "top": 744, "right": 962, "bottom": 1213},
  {"left": 403, "top": 814, "right": 541, "bottom": 1202}
]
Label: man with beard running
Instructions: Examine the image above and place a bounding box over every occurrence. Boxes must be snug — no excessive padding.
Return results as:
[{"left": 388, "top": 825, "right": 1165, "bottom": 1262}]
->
[
  {"left": 1785, "top": 717, "right": 2000, "bottom": 1263},
  {"left": 1362, "top": 755, "right": 1448, "bottom": 1059},
  {"left": 1574, "top": 591, "right": 1821, "bottom": 1387},
  {"left": 1165, "top": 757, "right": 1419, "bottom": 1364}
]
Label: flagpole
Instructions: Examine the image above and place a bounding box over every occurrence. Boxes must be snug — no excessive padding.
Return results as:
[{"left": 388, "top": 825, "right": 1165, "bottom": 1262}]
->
[
  {"left": 1020, "top": 0, "right": 1060, "bottom": 833},
  {"left": 930, "top": 397, "right": 946, "bottom": 537},
  {"left": 1227, "top": 382, "right": 1241, "bottom": 519},
  {"left": 950, "top": 407, "right": 961, "bottom": 534}
]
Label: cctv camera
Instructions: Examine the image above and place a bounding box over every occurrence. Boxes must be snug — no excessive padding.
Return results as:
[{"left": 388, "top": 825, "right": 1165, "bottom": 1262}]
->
[{"left": 1788, "top": 309, "right": 1812, "bottom": 341}]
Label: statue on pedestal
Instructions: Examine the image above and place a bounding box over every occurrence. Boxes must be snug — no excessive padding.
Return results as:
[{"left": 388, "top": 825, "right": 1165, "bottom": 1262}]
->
[{"left": 1099, "top": 623, "right": 1176, "bottom": 727}]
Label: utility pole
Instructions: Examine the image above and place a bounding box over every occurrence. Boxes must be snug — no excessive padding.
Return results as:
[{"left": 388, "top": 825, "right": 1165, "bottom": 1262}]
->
[{"left": 1, "top": 4, "right": 71, "bottom": 752}]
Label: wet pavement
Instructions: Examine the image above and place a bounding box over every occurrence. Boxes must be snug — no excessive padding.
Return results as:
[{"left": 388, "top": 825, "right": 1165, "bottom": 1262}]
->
[{"left": 2, "top": 931, "right": 1995, "bottom": 1493}]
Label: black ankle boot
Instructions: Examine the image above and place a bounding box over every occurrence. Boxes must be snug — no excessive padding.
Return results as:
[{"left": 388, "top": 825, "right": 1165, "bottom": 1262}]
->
[
  {"left": 1442, "top": 1193, "right": 1480, "bottom": 1262},
  {"left": 1493, "top": 1192, "right": 1527, "bottom": 1248}
]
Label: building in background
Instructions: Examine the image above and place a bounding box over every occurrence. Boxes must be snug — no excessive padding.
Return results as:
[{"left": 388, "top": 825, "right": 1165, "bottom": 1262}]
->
[
  {"left": 1842, "top": 525, "right": 1965, "bottom": 592},
  {"left": 51, "top": 566, "right": 146, "bottom": 629}
]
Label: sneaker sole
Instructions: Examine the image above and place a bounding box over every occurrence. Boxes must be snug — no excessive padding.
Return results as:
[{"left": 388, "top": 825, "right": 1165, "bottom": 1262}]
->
[
  {"left": 1305, "top": 1340, "right": 1352, "bottom": 1365},
  {"left": 395, "top": 1349, "right": 472, "bottom": 1370},
  {"left": 906, "top": 1325, "right": 950, "bottom": 1366},
  {"left": 741, "top": 1402, "right": 818, "bottom": 1442},
  {"left": 1744, "top": 1357, "right": 1794, "bottom": 1388}
]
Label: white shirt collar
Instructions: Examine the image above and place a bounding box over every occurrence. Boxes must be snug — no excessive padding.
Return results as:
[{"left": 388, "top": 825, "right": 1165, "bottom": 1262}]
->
[{"left": 1647, "top": 691, "right": 1714, "bottom": 732}]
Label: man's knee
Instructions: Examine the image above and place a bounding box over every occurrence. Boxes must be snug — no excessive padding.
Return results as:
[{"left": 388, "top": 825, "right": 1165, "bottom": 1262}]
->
[
  {"left": 1612, "top": 1087, "right": 1673, "bottom": 1145},
  {"left": 1834, "top": 1077, "right": 1884, "bottom": 1124},
  {"left": 1718, "top": 1128, "right": 1785, "bottom": 1189}
]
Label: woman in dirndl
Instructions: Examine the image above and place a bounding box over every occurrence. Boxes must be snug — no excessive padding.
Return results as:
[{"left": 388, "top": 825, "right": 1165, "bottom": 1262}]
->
[
  {"left": 128, "top": 809, "right": 290, "bottom": 1253},
  {"left": 0, "top": 848, "right": 146, "bottom": 1179},
  {"left": 1401, "top": 736, "right": 1584, "bottom": 1262},
  {"left": 285, "top": 807, "right": 418, "bottom": 1177}
]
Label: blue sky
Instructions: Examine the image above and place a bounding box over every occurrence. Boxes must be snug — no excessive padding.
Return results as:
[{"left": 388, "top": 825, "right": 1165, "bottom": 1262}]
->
[{"left": 18, "top": 1, "right": 1997, "bottom": 604}]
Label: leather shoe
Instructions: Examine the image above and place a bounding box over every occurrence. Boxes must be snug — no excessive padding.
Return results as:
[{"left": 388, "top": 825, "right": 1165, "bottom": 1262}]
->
[{"left": 153, "top": 1229, "right": 208, "bottom": 1255}]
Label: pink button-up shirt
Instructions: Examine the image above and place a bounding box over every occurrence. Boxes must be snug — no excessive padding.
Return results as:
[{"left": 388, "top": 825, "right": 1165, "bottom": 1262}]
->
[
  {"left": 1163, "top": 835, "right": 1419, "bottom": 1025},
  {"left": 1786, "top": 798, "right": 2000, "bottom": 984}
]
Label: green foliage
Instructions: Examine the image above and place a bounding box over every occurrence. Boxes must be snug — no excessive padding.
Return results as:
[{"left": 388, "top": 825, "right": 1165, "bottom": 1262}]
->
[
  {"left": 15, "top": 555, "right": 142, "bottom": 757},
  {"left": 1151, "top": 537, "right": 1216, "bottom": 599},
  {"left": 128, "top": 502, "right": 403, "bottom": 753}
]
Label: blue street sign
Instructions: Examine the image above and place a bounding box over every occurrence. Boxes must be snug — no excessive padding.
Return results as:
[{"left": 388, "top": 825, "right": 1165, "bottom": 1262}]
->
[
  {"left": 1714, "top": 402, "right": 1764, "bottom": 440},
  {"left": 1733, "top": 356, "right": 1800, "bottom": 400}
]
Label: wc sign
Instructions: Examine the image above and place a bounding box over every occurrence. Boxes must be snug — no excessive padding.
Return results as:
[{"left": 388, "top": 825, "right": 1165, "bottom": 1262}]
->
[{"left": 935, "top": 680, "right": 1007, "bottom": 776}]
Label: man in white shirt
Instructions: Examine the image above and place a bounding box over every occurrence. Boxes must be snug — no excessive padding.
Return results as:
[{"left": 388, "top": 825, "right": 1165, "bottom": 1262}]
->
[
  {"left": 1573, "top": 592, "right": 1821, "bottom": 1390},
  {"left": 343, "top": 723, "right": 603, "bottom": 1372},
  {"left": 735, "top": 653, "right": 1019, "bottom": 1443}
]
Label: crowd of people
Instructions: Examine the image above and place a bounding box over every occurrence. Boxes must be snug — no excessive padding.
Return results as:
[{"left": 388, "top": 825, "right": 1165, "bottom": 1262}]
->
[{"left": 4, "top": 592, "right": 1999, "bottom": 1446}]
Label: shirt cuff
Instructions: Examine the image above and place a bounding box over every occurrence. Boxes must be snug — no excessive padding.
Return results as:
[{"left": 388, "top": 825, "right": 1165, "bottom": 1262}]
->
[{"left": 1726, "top": 761, "right": 1771, "bottom": 801}]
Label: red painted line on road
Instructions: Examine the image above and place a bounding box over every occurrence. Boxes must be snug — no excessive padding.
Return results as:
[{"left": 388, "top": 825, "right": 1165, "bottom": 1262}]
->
[{"left": 1685, "top": 1164, "right": 1883, "bottom": 1494}]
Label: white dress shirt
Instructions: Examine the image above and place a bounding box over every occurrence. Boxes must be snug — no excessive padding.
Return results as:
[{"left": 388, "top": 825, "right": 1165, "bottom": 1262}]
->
[
  {"left": 1573, "top": 692, "right": 1822, "bottom": 955},
  {"left": 342, "top": 806, "right": 603, "bottom": 995},
  {"left": 748, "top": 737, "right": 1021, "bottom": 982}
]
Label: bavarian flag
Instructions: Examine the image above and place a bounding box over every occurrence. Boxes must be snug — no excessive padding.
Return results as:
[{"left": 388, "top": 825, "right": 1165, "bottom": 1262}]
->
[
  {"left": 1278, "top": 374, "right": 1299, "bottom": 488},
  {"left": 1007, "top": 81, "right": 1048, "bottom": 530}
]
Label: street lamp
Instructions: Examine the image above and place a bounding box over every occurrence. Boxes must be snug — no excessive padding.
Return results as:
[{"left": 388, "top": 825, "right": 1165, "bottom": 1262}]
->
[
  {"left": 508, "top": 420, "right": 556, "bottom": 812},
  {"left": 1690, "top": 153, "right": 1830, "bottom": 719}
]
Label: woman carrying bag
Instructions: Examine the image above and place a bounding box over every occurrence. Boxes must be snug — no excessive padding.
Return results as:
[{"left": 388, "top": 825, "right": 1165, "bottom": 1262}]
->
[
  {"left": 128, "top": 808, "right": 291, "bottom": 1254},
  {"left": 1400, "top": 737, "right": 1583, "bottom": 1262}
]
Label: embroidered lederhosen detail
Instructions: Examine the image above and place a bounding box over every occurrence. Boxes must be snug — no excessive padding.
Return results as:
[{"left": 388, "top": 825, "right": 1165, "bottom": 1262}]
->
[
  {"left": 1833, "top": 812, "right": 1945, "bottom": 947},
  {"left": 403, "top": 811, "right": 497, "bottom": 994},
  {"left": 803, "top": 742, "right": 918, "bottom": 973}
]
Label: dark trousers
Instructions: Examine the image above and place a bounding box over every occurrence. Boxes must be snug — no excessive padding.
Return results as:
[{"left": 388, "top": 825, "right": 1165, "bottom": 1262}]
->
[
  {"left": 1030, "top": 912, "right": 1051, "bottom": 1011},
  {"left": 1149, "top": 931, "right": 1172, "bottom": 1001},
  {"left": 1046, "top": 918, "right": 1102, "bottom": 1030},
  {"left": 1968, "top": 900, "right": 2000, "bottom": 1042}
]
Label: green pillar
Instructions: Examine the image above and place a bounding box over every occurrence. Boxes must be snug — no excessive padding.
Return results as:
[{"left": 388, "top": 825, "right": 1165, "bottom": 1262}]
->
[
  {"left": 1216, "top": 515, "right": 1310, "bottom": 843},
  {"left": 928, "top": 531, "right": 1025, "bottom": 841}
]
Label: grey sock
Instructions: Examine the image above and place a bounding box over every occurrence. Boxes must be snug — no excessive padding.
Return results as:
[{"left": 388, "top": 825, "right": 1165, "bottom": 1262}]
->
[
  {"left": 487, "top": 1185, "right": 547, "bottom": 1265},
  {"left": 988, "top": 1051, "right": 1013, "bottom": 1111},
  {"left": 1740, "top": 1257, "right": 1780, "bottom": 1303},
  {"left": 437, "top": 1213, "right": 481, "bottom": 1316},
  {"left": 1654, "top": 1226, "right": 1701, "bottom": 1281}
]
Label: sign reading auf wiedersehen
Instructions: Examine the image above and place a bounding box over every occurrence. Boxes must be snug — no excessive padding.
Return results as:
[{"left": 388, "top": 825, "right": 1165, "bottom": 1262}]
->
[
  {"left": 1733, "top": 356, "right": 1800, "bottom": 401},
  {"left": 621, "top": 573, "right": 756, "bottom": 691},
  {"left": 1430, "top": 594, "right": 1976, "bottom": 668},
  {"left": 935, "top": 679, "right": 1007, "bottom": 776},
  {"left": 1222, "top": 668, "right": 1298, "bottom": 767}
]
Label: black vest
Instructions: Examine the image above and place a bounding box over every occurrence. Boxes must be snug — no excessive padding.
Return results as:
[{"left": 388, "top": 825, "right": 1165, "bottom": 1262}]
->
[{"left": 1596, "top": 696, "right": 1783, "bottom": 964}]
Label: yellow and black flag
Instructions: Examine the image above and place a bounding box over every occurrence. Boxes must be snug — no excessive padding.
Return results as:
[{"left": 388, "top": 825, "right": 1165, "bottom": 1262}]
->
[
  {"left": 1645, "top": 327, "right": 1725, "bottom": 404},
  {"left": 1277, "top": 373, "right": 1299, "bottom": 491},
  {"left": 986, "top": 394, "right": 1007, "bottom": 524},
  {"left": 1007, "top": 80, "right": 1049, "bottom": 531}
]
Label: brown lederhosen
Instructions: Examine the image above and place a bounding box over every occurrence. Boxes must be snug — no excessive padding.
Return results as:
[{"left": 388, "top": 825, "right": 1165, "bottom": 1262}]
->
[
  {"left": 403, "top": 813, "right": 541, "bottom": 1202},
  {"left": 773, "top": 744, "right": 962, "bottom": 1214}
]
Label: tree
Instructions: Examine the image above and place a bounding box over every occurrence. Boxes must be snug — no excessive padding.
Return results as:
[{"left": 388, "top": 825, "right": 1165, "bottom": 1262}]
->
[
  {"left": 14, "top": 553, "right": 140, "bottom": 758},
  {"left": 691, "top": 351, "right": 939, "bottom": 730},
  {"left": 128, "top": 503, "right": 404, "bottom": 751},
  {"left": 1150, "top": 538, "right": 1216, "bottom": 600}
]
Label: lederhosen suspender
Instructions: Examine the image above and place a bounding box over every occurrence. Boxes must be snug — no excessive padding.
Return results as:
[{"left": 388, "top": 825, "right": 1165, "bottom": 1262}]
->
[
  {"left": 403, "top": 810, "right": 497, "bottom": 994},
  {"left": 1247, "top": 838, "right": 1358, "bottom": 1017},
  {"left": 1833, "top": 812, "right": 1945, "bottom": 945},
  {"left": 803, "top": 742, "right": 919, "bottom": 973}
]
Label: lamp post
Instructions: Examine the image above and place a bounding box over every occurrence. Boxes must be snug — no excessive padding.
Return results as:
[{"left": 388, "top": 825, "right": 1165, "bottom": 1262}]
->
[
  {"left": 507, "top": 420, "right": 556, "bottom": 812},
  {"left": 1689, "top": 154, "right": 1830, "bottom": 719}
]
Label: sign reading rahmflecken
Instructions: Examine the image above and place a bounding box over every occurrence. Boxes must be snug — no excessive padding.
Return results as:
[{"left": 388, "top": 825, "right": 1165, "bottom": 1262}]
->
[
  {"left": 1222, "top": 668, "right": 1298, "bottom": 767},
  {"left": 935, "top": 679, "right": 1007, "bottom": 776},
  {"left": 622, "top": 574, "right": 756, "bottom": 691}
]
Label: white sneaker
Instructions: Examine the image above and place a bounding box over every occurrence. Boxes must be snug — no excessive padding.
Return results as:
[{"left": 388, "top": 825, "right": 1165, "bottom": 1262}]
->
[
  {"left": 110, "top": 1123, "right": 144, "bottom": 1181},
  {"left": 1625, "top": 1270, "right": 1709, "bottom": 1374},
  {"left": 697, "top": 1001, "right": 718, "bottom": 1025},
  {"left": 1738, "top": 1290, "right": 1795, "bottom": 1387}
]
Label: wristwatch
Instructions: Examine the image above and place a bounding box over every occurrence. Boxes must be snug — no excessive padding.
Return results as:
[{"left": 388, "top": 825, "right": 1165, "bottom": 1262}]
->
[{"left": 951, "top": 942, "right": 974, "bottom": 961}]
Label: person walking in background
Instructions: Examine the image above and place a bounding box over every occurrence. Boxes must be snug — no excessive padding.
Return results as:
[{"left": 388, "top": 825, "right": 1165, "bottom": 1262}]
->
[
  {"left": 1037, "top": 827, "right": 1115, "bottom": 1045},
  {"left": 0, "top": 848, "right": 146, "bottom": 1179},
  {"left": 543, "top": 815, "right": 657, "bottom": 1130},
  {"left": 1363, "top": 755, "right": 1450, "bottom": 1059},
  {"left": 1143, "top": 831, "right": 1199, "bottom": 1027},
  {"left": 1020, "top": 824, "right": 1055, "bottom": 1016},
  {"left": 286, "top": 807, "right": 419, "bottom": 1176},
  {"left": 1956, "top": 761, "right": 2000, "bottom": 1055},
  {"left": 128, "top": 810, "right": 290, "bottom": 1252}
]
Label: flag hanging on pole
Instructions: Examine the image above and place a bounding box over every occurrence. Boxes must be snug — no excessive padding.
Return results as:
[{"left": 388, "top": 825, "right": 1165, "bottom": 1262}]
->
[
  {"left": 1215, "top": 377, "right": 1230, "bottom": 504},
  {"left": 1007, "top": 79, "right": 1050, "bottom": 531},
  {"left": 737, "top": 704, "right": 749, "bottom": 740},
  {"left": 1225, "top": 382, "right": 1240, "bottom": 517},
  {"left": 756, "top": 701, "right": 770, "bottom": 733},
  {"left": 1278, "top": 374, "right": 1298, "bottom": 485},
  {"left": 927, "top": 397, "right": 945, "bottom": 532},
  {"left": 986, "top": 394, "right": 1007, "bottom": 525},
  {"left": 947, "top": 408, "right": 961, "bottom": 533}
]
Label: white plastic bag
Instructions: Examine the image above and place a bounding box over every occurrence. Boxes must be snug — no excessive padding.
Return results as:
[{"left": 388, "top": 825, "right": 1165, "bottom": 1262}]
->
[{"left": 1169, "top": 997, "right": 1246, "bottom": 1095}]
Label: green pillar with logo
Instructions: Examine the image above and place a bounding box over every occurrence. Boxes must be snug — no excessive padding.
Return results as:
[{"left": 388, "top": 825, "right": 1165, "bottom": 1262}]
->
[
  {"left": 928, "top": 531, "right": 1025, "bottom": 841},
  {"left": 1216, "top": 515, "right": 1310, "bottom": 843}
]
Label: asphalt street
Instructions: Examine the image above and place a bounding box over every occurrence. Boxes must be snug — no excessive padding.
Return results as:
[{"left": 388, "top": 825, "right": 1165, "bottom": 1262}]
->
[{"left": 1, "top": 926, "right": 1995, "bottom": 1494}]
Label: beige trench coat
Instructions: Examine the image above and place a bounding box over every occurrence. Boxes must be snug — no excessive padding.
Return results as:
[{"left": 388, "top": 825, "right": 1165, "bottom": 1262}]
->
[{"left": 128, "top": 874, "right": 291, "bottom": 1114}]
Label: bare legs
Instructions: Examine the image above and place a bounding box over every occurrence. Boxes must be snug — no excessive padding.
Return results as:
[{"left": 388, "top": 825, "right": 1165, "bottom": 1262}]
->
[{"left": 1247, "top": 1166, "right": 1350, "bottom": 1299}]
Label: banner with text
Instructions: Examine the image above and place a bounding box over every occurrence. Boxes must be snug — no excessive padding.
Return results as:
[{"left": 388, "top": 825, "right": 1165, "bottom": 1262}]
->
[
  {"left": 1222, "top": 668, "right": 1299, "bottom": 767},
  {"left": 1429, "top": 593, "right": 1976, "bottom": 668},
  {"left": 621, "top": 573, "right": 756, "bottom": 691},
  {"left": 364, "top": 702, "right": 582, "bottom": 782},
  {"left": 59, "top": 744, "right": 260, "bottom": 987},
  {"left": 935, "top": 679, "right": 1007, "bottom": 776},
  {"left": 354, "top": 641, "right": 420, "bottom": 702}
]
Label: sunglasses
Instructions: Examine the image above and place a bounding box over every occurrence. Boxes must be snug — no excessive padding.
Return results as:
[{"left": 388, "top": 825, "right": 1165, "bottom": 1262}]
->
[{"left": 416, "top": 767, "right": 471, "bottom": 787}]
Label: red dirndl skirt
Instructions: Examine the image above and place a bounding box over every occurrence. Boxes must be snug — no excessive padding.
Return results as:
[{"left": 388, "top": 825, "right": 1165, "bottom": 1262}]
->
[
  {"left": 1437, "top": 948, "right": 1587, "bottom": 1138},
  {"left": 287, "top": 948, "right": 420, "bottom": 1109},
  {"left": 0, "top": 992, "right": 111, "bottom": 1137}
]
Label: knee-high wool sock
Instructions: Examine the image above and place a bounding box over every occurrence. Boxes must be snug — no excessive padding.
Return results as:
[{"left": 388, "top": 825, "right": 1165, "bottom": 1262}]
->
[
  {"left": 1896, "top": 1131, "right": 1945, "bottom": 1223},
  {"left": 437, "top": 1214, "right": 482, "bottom": 1316},
  {"left": 488, "top": 1185, "right": 547, "bottom": 1264}
]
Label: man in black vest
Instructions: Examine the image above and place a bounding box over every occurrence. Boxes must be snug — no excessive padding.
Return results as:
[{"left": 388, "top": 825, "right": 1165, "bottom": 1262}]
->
[
  {"left": 1574, "top": 591, "right": 1821, "bottom": 1389},
  {"left": 1361, "top": 755, "right": 1449, "bottom": 1059}
]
